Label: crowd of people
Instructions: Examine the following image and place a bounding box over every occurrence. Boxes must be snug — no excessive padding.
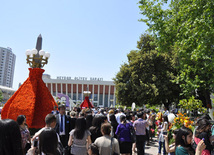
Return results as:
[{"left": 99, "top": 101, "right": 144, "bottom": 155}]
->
[{"left": 0, "top": 105, "right": 211, "bottom": 155}]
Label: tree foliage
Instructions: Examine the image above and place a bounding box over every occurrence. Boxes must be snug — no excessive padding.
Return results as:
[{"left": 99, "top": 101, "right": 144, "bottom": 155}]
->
[
  {"left": 139, "top": 0, "right": 214, "bottom": 108},
  {"left": 178, "top": 96, "right": 206, "bottom": 114},
  {"left": 114, "top": 34, "right": 180, "bottom": 107}
]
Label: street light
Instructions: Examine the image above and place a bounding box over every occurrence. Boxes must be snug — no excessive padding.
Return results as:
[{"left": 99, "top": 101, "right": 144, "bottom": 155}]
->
[
  {"left": 25, "top": 34, "right": 50, "bottom": 68},
  {"left": 25, "top": 49, "right": 50, "bottom": 68}
]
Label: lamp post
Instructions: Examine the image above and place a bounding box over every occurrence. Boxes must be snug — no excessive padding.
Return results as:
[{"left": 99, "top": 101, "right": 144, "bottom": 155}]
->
[
  {"left": 110, "top": 99, "right": 114, "bottom": 107},
  {"left": 25, "top": 34, "right": 50, "bottom": 68}
]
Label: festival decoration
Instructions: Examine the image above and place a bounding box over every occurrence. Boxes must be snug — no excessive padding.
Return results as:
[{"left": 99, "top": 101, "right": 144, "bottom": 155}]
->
[
  {"left": 1, "top": 35, "right": 57, "bottom": 128},
  {"left": 80, "top": 91, "right": 94, "bottom": 109},
  {"left": 168, "top": 113, "right": 176, "bottom": 123}
]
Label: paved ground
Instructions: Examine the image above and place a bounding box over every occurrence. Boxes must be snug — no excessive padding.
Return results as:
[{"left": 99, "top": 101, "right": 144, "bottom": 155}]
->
[
  {"left": 145, "top": 139, "right": 159, "bottom": 155},
  {"left": 132, "top": 137, "right": 159, "bottom": 155}
]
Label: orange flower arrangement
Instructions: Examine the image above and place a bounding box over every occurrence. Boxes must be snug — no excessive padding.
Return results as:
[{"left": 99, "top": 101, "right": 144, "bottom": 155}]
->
[
  {"left": 172, "top": 112, "right": 194, "bottom": 130},
  {"left": 1, "top": 68, "right": 57, "bottom": 128}
]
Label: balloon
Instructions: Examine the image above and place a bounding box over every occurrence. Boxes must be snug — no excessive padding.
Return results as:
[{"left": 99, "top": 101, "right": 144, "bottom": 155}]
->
[{"left": 168, "top": 113, "right": 176, "bottom": 123}]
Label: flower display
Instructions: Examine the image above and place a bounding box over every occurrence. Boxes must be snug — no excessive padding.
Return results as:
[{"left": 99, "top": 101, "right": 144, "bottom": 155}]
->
[
  {"left": 1, "top": 68, "right": 58, "bottom": 128},
  {"left": 172, "top": 112, "right": 194, "bottom": 130}
]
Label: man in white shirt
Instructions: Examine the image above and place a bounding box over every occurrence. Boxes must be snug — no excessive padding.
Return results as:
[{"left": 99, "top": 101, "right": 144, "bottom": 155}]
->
[
  {"left": 115, "top": 108, "right": 125, "bottom": 124},
  {"left": 32, "top": 114, "right": 59, "bottom": 141}
]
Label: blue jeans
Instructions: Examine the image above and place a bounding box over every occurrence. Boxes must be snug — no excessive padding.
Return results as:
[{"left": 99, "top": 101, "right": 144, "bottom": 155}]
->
[{"left": 158, "top": 141, "right": 166, "bottom": 154}]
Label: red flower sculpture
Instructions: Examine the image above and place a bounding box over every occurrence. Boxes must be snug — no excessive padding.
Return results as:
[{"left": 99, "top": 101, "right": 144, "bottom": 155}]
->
[
  {"left": 80, "top": 96, "right": 94, "bottom": 109},
  {"left": 1, "top": 68, "right": 57, "bottom": 128}
]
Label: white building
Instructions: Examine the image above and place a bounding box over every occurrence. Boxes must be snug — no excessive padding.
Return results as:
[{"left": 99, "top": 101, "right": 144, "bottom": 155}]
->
[
  {"left": 0, "top": 47, "right": 16, "bottom": 88},
  {"left": 42, "top": 74, "right": 116, "bottom": 107},
  {"left": 0, "top": 85, "right": 16, "bottom": 104}
]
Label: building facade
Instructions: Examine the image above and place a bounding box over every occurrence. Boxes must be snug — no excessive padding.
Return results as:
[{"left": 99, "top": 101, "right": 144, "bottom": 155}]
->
[
  {"left": 0, "top": 85, "right": 16, "bottom": 104},
  {"left": 0, "top": 47, "right": 16, "bottom": 88},
  {"left": 43, "top": 75, "right": 116, "bottom": 107}
]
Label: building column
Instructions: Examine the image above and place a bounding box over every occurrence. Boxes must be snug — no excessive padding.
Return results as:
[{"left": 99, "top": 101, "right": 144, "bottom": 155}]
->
[
  {"left": 92, "top": 84, "right": 94, "bottom": 101},
  {"left": 103, "top": 85, "right": 105, "bottom": 106},
  {"left": 66, "top": 83, "right": 68, "bottom": 96},
  {"left": 56, "top": 83, "right": 58, "bottom": 96},
  {"left": 71, "top": 84, "right": 73, "bottom": 99},
  {"left": 76, "top": 84, "right": 78, "bottom": 102},
  {"left": 108, "top": 85, "right": 111, "bottom": 107},
  {"left": 98, "top": 85, "right": 100, "bottom": 106},
  {"left": 82, "top": 84, "right": 84, "bottom": 102},
  {"left": 51, "top": 83, "right": 53, "bottom": 95},
  {"left": 113, "top": 86, "right": 116, "bottom": 107}
]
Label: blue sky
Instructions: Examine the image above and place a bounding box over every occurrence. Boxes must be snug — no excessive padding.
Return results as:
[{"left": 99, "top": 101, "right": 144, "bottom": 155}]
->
[{"left": 0, "top": 0, "right": 148, "bottom": 89}]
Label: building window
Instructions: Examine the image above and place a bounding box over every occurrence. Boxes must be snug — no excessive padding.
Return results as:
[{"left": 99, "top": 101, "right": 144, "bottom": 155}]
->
[
  {"left": 68, "top": 93, "right": 71, "bottom": 98},
  {"left": 78, "top": 93, "right": 82, "bottom": 101},
  {"left": 99, "top": 94, "right": 103, "bottom": 106},
  {"left": 73, "top": 93, "right": 76, "bottom": 100},
  {"left": 94, "top": 94, "right": 98, "bottom": 101},
  {"left": 104, "top": 94, "right": 108, "bottom": 107}
]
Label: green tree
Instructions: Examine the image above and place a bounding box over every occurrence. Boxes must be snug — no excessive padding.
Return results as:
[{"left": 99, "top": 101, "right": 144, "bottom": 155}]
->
[
  {"left": 114, "top": 34, "right": 180, "bottom": 107},
  {"left": 178, "top": 96, "right": 207, "bottom": 116},
  {"left": 139, "top": 0, "right": 214, "bottom": 108}
]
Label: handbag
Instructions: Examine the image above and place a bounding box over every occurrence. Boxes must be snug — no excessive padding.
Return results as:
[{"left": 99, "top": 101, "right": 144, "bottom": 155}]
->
[
  {"left": 110, "top": 137, "right": 119, "bottom": 155},
  {"left": 129, "top": 125, "right": 136, "bottom": 143}
]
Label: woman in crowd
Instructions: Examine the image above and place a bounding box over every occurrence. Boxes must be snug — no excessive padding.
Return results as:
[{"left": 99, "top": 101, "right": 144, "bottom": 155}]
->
[
  {"left": 115, "top": 115, "right": 132, "bottom": 155},
  {"left": 101, "top": 115, "right": 108, "bottom": 123},
  {"left": 164, "top": 129, "right": 179, "bottom": 155},
  {"left": 68, "top": 117, "right": 92, "bottom": 155},
  {"left": 17, "top": 115, "right": 31, "bottom": 154},
  {"left": 39, "top": 128, "right": 60, "bottom": 155},
  {"left": 194, "top": 119, "right": 212, "bottom": 154},
  {"left": 149, "top": 114, "right": 156, "bottom": 141},
  {"left": 109, "top": 114, "right": 118, "bottom": 138},
  {"left": 89, "top": 117, "right": 104, "bottom": 143},
  {"left": 86, "top": 114, "right": 93, "bottom": 129},
  {"left": 0, "top": 119, "right": 23, "bottom": 155},
  {"left": 158, "top": 115, "right": 169, "bottom": 155},
  {"left": 94, "top": 123, "right": 120, "bottom": 155},
  {"left": 107, "top": 109, "right": 114, "bottom": 122},
  {"left": 27, "top": 128, "right": 60, "bottom": 155},
  {"left": 175, "top": 126, "right": 206, "bottom": 155}
]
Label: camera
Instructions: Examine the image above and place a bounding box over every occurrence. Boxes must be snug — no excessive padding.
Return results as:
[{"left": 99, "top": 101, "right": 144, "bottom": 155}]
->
[
  {"left": 163, "top": 131, "right": 167, "bottom": 135},
  {"left": 33, "top": 137, "right": 39, "bottom": 147}
]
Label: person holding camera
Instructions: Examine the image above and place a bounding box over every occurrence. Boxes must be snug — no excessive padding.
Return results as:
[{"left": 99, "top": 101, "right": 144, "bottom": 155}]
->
[
  {"left": 27, "top": 128, "right": 60, "bottom": 155},
  {"left": 29, "top": 114, "right": 63, "bottom": 155}
]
